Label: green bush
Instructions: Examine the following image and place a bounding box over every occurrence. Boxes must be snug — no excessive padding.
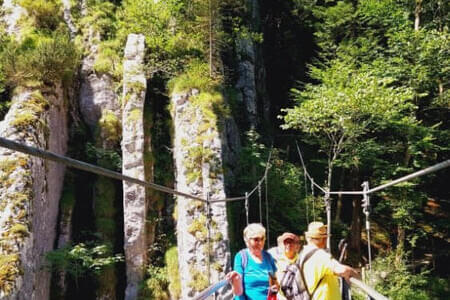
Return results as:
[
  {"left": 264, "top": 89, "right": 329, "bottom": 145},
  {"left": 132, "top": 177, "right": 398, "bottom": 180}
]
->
[
  {"left": 353, "top": 250, "right": 431, "bottom": 300},
  {"left": 165, "top": 247, "right": 181, "bottom": 299},
  {"left": 168, "top": 61, "right": 220, "bottom": 94},
  {"left": 18, "top": 0, "right": 62, "bottom": 31},
  {"left": 45, "top": 242, "right": 123, "bottom": 281},
  {"left": 1, "top": 30, "right": 79, "bottom": 88}
]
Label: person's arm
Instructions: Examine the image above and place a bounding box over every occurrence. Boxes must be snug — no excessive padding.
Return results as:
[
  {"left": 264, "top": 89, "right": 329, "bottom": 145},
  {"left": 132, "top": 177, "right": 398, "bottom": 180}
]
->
[
  {"left": 226, "top": 271, "right": 243, "bottom": 296},
  {"left": 331, "top": 260, "right": 358, "bottom": 283},
  {"left": 231, "top": 252, "right": 244, "bottom": 297}
]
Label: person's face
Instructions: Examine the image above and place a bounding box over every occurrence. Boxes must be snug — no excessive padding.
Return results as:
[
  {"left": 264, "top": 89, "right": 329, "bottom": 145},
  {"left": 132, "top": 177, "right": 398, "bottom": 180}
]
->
[
  {"left": 248, "top": 236, "right": 265, "bottom": 253},
  {"left": 313, "top": 237, "right": 327, "bottom": 249},
  {"left": 283, "top": 239, "right": 300, "bottom": 259}
]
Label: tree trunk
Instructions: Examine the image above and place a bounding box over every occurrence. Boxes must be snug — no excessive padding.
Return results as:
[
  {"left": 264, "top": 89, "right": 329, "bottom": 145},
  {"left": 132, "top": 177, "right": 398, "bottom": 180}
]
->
[{"left": 415, "top": 0, "right": 422, "bottom": 31}]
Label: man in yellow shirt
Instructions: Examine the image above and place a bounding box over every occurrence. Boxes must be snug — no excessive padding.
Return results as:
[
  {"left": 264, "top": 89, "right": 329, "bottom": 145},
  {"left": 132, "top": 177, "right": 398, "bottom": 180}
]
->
[{"left": 301, "top": 222, "right": 357, "bottom": 300}]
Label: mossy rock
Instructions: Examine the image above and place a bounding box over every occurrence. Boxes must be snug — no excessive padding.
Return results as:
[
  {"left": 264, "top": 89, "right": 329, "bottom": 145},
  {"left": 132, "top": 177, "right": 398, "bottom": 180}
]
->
[
  {"left": 98, "top": 110, "right": 121, "bottom": 144},
  {"left": 188, "top": 267, "right": 209, "bottom": 292},
  {"left": 0, "top": 254, "right": 21, "bottom": 296},
  {"left": 187, "top": 214, "right": 208, "bottom": 241},
  {"left": 168, "top": 61, "right": 219, "bottom": 95}
]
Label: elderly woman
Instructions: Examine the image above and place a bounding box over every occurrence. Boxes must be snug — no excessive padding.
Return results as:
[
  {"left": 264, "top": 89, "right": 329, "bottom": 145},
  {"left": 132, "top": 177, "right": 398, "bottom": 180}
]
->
[
  {"left": 231, "top": 223, "right": 278, "bottom": 299},
  {"left": 274, "top": 232, "right": 301, "bottom": 300}
]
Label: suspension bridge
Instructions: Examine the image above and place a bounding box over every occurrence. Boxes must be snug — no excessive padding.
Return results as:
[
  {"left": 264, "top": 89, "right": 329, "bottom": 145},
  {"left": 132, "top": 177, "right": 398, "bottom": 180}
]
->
[{"left": 1, "top": 136, "right": 448, "bottom": 300}]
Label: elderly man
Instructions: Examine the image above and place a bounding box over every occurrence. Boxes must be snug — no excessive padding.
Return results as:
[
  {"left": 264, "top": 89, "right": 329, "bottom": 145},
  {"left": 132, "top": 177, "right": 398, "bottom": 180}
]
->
[{"left": 301, "top": 222, "right": 357, "bottom": 300}]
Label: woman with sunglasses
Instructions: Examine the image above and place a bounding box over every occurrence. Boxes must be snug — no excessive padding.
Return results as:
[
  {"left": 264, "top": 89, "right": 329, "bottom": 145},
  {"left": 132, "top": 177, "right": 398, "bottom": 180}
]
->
[
  {"left": 232, "top": 223, "right": 278, "bottom": 299},
  {"left": 273, "top": 232, "right": 302, "bottom": 300}
]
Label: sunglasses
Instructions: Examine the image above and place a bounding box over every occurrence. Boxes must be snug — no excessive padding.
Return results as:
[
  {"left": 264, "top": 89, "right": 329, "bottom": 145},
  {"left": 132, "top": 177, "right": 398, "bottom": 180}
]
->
[
  {"left": 284, "top": 239, "right": 298, "bottom": 244},
  {"left": 250, "top": 237, "right": 265, "bottom": 242}
]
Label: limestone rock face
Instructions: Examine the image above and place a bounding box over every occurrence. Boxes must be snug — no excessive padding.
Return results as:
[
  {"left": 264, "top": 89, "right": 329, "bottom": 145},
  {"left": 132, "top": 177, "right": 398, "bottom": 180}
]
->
[
  {"left": 0, "top": 86, "right": 68, "bottom": 300},
  {"left": 235, "top": 0, "right": 269, "bottom": 129},
  {"left": 80, "top": 60, "right": 120, "bottom": 131},
  {"left": 0, "top": 0, "right": 27, "bottom": 37},
  {"left": 172, "top": 89, "right": 232, "bottom": 299},
  {"left": 61, "top": 0, "right": 77, "bottom": 38},
  {"left": 121, "top": 34, "right": 147, "bottom": 300},
  {"left": 78, "top": 10, "right": 120, "bottom": 132}
]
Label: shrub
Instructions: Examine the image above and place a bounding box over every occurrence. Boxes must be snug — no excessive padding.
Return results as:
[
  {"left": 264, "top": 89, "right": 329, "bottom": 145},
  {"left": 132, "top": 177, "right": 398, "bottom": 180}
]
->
[
  {"left": 45, "top": 242, "right": 123, "bottom": 281},
  {"left": 353, "top": 250, "right": 430, "bottom": 300},
  {"left": 18, "top": 0, "right": 62, "bottom": 31},
  {"left": 1, "top": 30, "right": 79, "bottom": 88}
]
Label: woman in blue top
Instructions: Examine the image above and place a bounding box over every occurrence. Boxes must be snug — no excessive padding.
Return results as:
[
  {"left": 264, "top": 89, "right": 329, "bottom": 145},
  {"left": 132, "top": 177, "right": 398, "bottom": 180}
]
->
[{"left": 232, "top": 223, "right": 278, "bottom": 299}]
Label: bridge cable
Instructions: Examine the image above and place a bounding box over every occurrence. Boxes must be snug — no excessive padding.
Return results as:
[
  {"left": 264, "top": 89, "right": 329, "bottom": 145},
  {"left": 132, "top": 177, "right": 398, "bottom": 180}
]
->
[
  {"left": 265, "top": 175, "right": 270, "bottom": 248},
  {"left": 362, "top": 181, "right": 372, "bottom": 271},
  {"left": 258, "top": 181, "right": 262, "bottom": 224},
  {"left": 245, "top": 192, "right": 249, "bottom": 226},
  {"left": 206, "top": 192, "right": 212, "bottom": 286},
  {"left": 311, "top": 178, "right": 316, "bottom": 222}
]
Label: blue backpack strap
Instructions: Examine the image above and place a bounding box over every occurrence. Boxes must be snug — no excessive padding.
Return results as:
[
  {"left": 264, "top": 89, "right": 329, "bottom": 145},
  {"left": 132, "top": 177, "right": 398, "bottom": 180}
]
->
[
  {"left": 238, "top": 249, "right": 248, "bottom": 299},
  {"left": 262, "top": 250, "right": 276, "bottom": 276},
  {"left": 239, "top": 249, "right": 248, "bottom": 270}
]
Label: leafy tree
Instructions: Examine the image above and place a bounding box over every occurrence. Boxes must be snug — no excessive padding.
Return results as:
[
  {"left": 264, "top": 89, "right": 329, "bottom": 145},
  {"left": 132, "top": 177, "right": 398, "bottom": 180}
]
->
[{"left": 281, "top": 57, "right": 414, "bottom": 191}]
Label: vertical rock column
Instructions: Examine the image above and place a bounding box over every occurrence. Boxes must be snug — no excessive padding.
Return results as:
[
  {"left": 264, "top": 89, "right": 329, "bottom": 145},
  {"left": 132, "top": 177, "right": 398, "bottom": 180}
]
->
[
  {"left": 172, "top": 89, "right": 231, "bottom": 299},
  {"left": 235, "top": 0, "right": 269, "bottom": 129},
  {"left": 121, "top": 34, "right": 147, "bottom": 300},
  {"left": 1, "top": 3, "right": 68, "bottom": 299},
  {"left": 0, "top": 86, "right": 68, "bottom": 300}
]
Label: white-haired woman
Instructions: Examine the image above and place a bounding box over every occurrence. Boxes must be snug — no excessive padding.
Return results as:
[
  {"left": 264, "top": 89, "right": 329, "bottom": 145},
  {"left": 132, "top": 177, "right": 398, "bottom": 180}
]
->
[{"left": 231, "top": 223, "right": 278, "bottom": 299}]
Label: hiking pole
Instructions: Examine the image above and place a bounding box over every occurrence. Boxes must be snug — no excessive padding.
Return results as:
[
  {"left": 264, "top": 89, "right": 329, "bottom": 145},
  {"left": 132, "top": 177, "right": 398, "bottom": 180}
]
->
[{"left": 192, "top": 279, "right": 230, "bottom": 300}]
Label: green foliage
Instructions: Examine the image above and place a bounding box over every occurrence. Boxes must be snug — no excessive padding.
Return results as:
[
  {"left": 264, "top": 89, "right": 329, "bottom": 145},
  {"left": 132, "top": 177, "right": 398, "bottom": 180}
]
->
[
  {"left": 354, "top": 250, "right": 431, "bottom": 300},
  {"left": 281, "top": 57, "right": 414, "bottom": 187},
  {"left": 168, "top": 61, "right": 220, "bottom": 94},
  {"left": 10, "top": 90, "right": 49, "bottom": 128},
  {"left": 0, "top": 30, "right": 79, "bottom": 87},
  {"left": 139, "top": 266, "right": 170, "bottom": 300},
  {"left": 85, "top": 143, "right": 122, "bottom": 170},
  {"left": 188, "top": 267, "right": 209, "bottom": 292},
  {"left": 94, "top": 177, "right": 117, "bottom": 242},
  {"left": 117, "top": 0, "right": 204, "bottom": 78},
  {"left": 79, "top": 0, "right": 117, "bottom": 39},
  {"left": 98, "top": 110, "right": 121, "bottom": 145},
  {"left": 45, "top": 242, "right": 123, "bottom": 281},
  {"left": 165, "top": 247, "right": 181, "bottom": 299},
  {"left": 93, "top": 39, "right": 122, "bottom": 78},
  {"left": 284, "top": 0, "right": 449, "bottom": 269},
  {"left": 18, "top": 0, "right": 63, "bottom": 31}
]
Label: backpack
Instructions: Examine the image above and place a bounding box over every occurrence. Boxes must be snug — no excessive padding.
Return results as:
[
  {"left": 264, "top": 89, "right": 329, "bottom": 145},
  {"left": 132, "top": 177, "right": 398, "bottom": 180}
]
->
[{"left": 280, "top": 248, "right": 322, "bottom": 300}]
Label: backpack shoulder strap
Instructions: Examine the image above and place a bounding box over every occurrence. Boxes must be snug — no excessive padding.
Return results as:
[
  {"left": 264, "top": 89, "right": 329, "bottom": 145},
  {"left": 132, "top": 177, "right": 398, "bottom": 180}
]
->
[
  {"left": 238, "top": 249, "right": 248, "bottom": 299},
  {"left": 298, "top": 248, "right": 320, "bottom": 299},
  {"left": 239, "top": 249, "right": 248, "bottom": 270}
]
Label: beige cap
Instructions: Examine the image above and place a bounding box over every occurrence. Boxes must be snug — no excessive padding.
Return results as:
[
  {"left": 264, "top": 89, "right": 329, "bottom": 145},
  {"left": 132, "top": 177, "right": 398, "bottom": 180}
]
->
[
  {"left": 305, "top": 221, "right": 329, "bottom": 238},
  {"left": 279, "top": 232, "right": 299, "bottom": 243}
]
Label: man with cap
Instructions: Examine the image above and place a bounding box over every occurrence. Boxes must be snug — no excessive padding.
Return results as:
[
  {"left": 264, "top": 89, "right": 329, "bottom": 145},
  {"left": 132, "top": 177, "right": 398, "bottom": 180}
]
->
[
  {"left": 300, "top": 222, "right": 357, "bottom": 300},
  {"left": 273, "top": 232, "right": 302, "bottom": 300}
]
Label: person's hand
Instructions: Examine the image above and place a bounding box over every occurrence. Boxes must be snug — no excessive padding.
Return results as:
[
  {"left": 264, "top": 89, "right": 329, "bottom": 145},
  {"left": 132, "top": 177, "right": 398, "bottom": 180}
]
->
[
  {"left": 226, "top": 271, "right": 243, "bottom": 296},
  {"left": 333, "top": 261, "right": 359, "bottom": 284},
  {"left": 226, "top": 271, "right": 241, "bottom": 283},
  {"left": 341, "top": 265, "right": 358, "bottom": 284}
]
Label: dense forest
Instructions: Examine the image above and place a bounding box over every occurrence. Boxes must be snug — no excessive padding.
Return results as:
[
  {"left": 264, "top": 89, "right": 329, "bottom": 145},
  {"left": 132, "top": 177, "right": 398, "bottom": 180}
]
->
[{"left": 0, "top": 0, "right": 448, "bottom": 299}]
